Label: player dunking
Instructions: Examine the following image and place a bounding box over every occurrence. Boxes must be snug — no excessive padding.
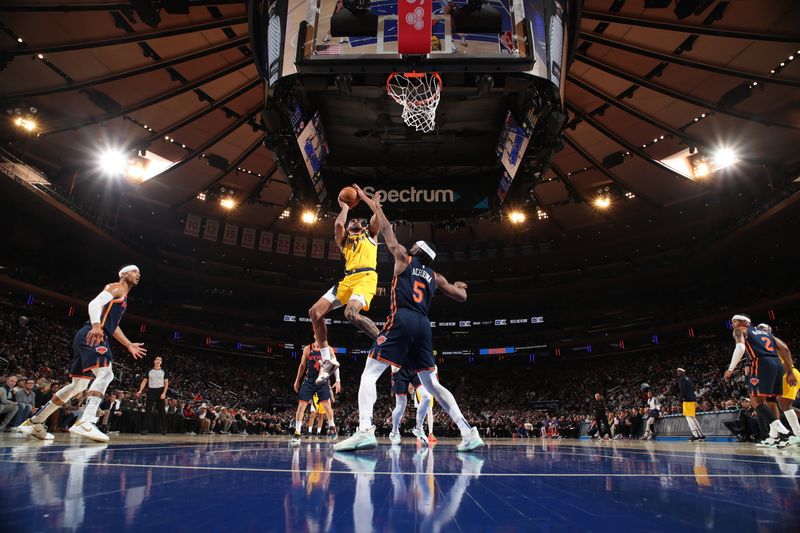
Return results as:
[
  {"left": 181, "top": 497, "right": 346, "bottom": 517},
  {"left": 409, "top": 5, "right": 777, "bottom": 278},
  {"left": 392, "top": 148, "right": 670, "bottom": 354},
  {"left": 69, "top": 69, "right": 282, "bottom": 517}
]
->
[
  {"left": 724, "top": 314, "right": 793, "bottom": 447},
  {"left": 334, "top": 187, "right": 483, "bottom": 452},
  {"left": 309, "top": 191, "right": 381, "bottom": 384},
  {"left": 291, "top": 342, "right": 340, "bottom": 444},
  {"left": 23, "top": 266, "right": 146, "bottom": 441}
]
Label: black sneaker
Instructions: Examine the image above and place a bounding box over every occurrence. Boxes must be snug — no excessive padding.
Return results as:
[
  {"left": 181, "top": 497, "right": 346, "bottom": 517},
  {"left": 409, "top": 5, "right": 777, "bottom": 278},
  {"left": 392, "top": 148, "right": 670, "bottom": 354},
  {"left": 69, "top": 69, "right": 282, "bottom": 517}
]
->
[{"left": 689, "top": 436, "right": 697, "bottom": 442}]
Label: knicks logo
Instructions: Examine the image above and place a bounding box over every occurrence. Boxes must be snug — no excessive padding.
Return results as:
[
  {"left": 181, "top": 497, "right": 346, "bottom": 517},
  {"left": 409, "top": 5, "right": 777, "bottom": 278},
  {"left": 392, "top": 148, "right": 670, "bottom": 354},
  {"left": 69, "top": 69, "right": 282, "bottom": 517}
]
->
[
  {"left": 377, "top": 336, "right": 387, "bottom": 346},
  {"left": 749, "top": 377, "right": 760, "bottom": 386},
  {"left": 95, "top": 346, "right": 108, "bottom": 355}
]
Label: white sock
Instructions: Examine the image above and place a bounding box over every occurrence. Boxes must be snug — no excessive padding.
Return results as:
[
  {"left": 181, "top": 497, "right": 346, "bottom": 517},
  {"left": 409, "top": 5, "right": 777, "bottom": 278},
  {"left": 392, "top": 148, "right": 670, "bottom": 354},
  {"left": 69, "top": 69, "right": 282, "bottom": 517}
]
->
[
  {"left": 295, "top": 420, "right": 302, "bottom": 433},
  {"left": 392, "top": 395, "right": 407, "bottom": 433},
  {"left": 416, "top": 392, "right": 431, "bottom": 431},
  {"left": 783, "top": 409, "right": 800, "bottom": 436},
  {"left": 769, "top": 419, "right": 789, "bottom": 438},
  {"left": 320, "top": 346, "right": 332, "bottom": 362},
  {"left": 79, "top": 396, "right": 102, "bottom": 423},
  {"left": 358, "top": 358, "right": 388, "bottom": 431},
  {"left": 417, "top": 371, "right": 471, "bottom": 437},
  {"left": 316, "top": 426, "right": 322, "bottom": 434}
]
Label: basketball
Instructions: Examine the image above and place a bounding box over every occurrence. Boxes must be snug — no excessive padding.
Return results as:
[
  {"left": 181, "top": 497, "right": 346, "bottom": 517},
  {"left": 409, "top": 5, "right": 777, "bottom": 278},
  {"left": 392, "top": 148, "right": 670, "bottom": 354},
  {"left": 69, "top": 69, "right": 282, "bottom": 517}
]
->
[{"left": 338, "top": 186, "right": 359, "bottom": 208}]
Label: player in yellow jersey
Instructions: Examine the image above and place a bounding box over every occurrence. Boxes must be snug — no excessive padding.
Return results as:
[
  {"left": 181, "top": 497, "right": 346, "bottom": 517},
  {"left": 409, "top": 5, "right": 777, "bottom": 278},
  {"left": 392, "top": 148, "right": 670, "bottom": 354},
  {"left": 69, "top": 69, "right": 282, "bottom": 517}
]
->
[
  {"left": 759, "top": 323, "right": 800, "bottom": 445},
  {"left": 310, "top": 187, "right": 381, "bottom": 383}
]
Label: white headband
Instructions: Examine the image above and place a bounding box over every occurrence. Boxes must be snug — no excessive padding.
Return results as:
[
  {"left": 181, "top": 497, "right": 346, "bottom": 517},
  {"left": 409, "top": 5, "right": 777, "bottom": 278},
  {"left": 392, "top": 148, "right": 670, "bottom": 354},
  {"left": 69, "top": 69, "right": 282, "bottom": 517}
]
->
[
  {"left": 119, "top": 265, "right": 140, "bottom": 277},
  {"left": 731, "top": 314, "right": 750, "bottom": 323},
  {"left": 677, "top": 368, "right": 685, "bottom": 373},
  {"left": 415, "top": 241, "right": 436, "bottom": 261}
]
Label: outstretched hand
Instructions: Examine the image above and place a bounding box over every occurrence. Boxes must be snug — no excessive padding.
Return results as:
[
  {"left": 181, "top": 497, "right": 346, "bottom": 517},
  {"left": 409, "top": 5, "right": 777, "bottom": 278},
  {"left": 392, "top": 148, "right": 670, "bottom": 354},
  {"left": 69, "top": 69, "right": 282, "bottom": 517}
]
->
[{"left": 128, "top": 343, "right": 147, "bottom": 360}]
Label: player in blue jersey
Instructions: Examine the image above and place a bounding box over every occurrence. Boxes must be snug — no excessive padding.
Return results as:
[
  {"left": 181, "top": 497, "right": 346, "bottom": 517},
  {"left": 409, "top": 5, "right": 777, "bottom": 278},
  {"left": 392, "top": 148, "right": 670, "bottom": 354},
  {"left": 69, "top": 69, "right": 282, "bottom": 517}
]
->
[
  {"left": 22, "top": 265, "right": 146, "bottom": 442},
  {"left": 291, "top": 342, "right": 340, "bottom": 445},
  {"left": 334, "top": 187, "right": 483, "bottom": 452},
  {"left": 724, "top": 314, "right": 793, "bottom": 447}
]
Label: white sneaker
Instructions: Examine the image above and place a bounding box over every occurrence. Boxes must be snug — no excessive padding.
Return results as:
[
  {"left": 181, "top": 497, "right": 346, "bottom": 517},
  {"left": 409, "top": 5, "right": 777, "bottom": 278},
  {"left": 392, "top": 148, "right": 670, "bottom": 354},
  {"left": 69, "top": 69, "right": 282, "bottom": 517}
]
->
[
  {"left": 290, "top": 433, "right": 301, "bottom": 447},
  {"left": 457, "top": 427, "right": 485, "bottom": 452},
  {"left": 315, "top": 359, "right": 340, "bottom": 384},
  {"left": 411, "top": 427, "right": 429, "bottom": 447},
  {"left": 30, "top": 422, "right": 54, "bottom": 441},
  {"left": 389, "top": 431, "right": 402, "bottom": 445},
  {"left": 756, "top": 437, "right": 779, "bottom": 448},
  {"left": 333, "top": 426, "right": 377, "bottom": 452},
  {"left": 788, "top": 436, "right": 800, "bottom": 446},
  {"left": 69, "top": 420, "right": 110, "bottom": 443}
]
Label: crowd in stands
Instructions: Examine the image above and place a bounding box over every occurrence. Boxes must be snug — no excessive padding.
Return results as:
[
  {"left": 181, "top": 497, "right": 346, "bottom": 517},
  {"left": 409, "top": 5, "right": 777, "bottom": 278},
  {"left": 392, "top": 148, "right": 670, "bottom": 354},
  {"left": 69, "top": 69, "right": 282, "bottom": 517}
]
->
[{"left": 1, "top": 303, "right": 797, "bottom": 440}]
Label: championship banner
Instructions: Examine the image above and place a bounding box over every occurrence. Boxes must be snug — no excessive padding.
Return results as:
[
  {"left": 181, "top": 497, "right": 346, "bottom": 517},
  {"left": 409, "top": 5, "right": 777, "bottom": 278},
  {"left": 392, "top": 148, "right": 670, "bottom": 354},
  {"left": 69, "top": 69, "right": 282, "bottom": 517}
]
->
[
  {"left": 184, "top": 214, "right": 201, "bottom": 237},
  {"left": 293, "top": 236, "right": 308, "bottom": 257},
  {"left": 258, "top": 230, "right": 274, "bottom": 252},
  {"left": 222, "top": 224, "right": 239, "bottom": 246},
  {"left": 241, "top": 227, "right": 256, "bottom": 249},
  {"left": 311, "top": 238, "right": 325, "bottom": 259},
  {"left": 328, "top": 240, "right": 341, "bottom": 260},
  {"left": 398, "top": 0, "right": 432, "bottom": 54},
  {"left": 203, "top": 219, "right": 219, "bottom": 242},
  {"left": 276, "top": 233, "right": 291, "bottom": 254}
]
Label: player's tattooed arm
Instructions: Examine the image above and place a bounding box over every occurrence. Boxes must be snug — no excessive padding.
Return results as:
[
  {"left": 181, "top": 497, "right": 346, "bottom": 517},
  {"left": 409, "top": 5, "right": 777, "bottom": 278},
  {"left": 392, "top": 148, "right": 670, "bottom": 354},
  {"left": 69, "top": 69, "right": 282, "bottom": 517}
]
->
[
  {"left": 434, "top": 273, "right": 468, "bottom": 302},
  {"left": 294, "top": 346, "right": 309, "bottom": 393},
  {"left": 334, "top": 199, "right": 349, "bottom": 250}
]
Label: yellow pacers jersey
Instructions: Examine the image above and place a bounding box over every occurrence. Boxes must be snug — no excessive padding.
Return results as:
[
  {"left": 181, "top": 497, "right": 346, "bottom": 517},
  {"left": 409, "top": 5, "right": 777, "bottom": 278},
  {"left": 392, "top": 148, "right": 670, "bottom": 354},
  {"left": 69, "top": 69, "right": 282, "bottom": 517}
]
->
[{"left": 342, "top": 232, "right": 377, "bottom": 272}]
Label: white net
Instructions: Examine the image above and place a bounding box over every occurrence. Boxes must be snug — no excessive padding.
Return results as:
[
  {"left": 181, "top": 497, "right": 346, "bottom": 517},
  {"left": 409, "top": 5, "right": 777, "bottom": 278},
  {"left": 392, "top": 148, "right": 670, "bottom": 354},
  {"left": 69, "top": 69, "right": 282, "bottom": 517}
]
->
[{"left": 386, "top": 72, "right": 442, "bottom": 133}]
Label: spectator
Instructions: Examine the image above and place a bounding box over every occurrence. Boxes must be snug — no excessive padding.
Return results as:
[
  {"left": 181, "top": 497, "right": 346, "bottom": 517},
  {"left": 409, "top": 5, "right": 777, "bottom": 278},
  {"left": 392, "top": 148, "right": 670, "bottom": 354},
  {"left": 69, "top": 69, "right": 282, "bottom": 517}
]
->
[
  {"left": 0, "top": 375, "right": 19, "bottom": 431},
  {"left": 2, "top": 375, "right": 31, "bottom": 429}
]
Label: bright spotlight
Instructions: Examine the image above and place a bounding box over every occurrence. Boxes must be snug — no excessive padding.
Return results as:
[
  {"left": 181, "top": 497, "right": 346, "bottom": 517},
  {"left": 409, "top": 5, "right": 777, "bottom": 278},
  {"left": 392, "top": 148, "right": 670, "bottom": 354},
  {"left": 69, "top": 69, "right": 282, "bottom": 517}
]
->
[
  {"left": 98, "top": 149, "right": 129, "bottom": 175},
  {"left": 694, "top": 162, "right": 711, "bottom": 178},
  {"left": 509, "top": 211, "right": 526, "bottom": 224},
  {"left": 13, "top": 117, "right": 37, "bottom": 132},
  {"left": 594, "top": 197, "right": 611, "bottom": 209},
  {"left": 301, "top": 210, "right": 317, "bottom": 224},
  {"left": 711, "top": 147, "right": 738, "bottom": 170},
  {"left": 220, "top": 197, "right": 236, "bottom": 210}
]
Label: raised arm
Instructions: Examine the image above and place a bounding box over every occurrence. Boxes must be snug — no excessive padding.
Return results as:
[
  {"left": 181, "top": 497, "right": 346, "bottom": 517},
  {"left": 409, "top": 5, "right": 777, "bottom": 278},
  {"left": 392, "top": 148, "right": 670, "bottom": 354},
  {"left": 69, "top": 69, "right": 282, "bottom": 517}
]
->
[
  {"left": 353, "top": 185, "right": 408, "bottom": 273},
  {"left": 334, "top": 200, "right": 350, "bottom": 250},
  {"left": 434, "top": 273, "right": 468, "bottom": 303}
]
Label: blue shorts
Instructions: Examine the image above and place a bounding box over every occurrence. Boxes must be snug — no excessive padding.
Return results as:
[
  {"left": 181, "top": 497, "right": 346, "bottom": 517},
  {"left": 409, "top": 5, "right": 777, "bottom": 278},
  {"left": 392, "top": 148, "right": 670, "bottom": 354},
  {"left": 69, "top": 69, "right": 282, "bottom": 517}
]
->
[
  {"left": 392, "top": 366, "right": 421, "bottom": 395},
  {"left": 299, "top": 380, "right": 330, "bottom": 403},
  {"left": 369, "top": 308, "right": 435, "bottom": 372},
  {"left": 69, "top": 324, "right": 113, "bottom": 379},
  {"left": 748, "top": 356, "right": 783, "bottom": 397},
  {"left": 648, "top": 409, "right": 659, "bottom": 419}
]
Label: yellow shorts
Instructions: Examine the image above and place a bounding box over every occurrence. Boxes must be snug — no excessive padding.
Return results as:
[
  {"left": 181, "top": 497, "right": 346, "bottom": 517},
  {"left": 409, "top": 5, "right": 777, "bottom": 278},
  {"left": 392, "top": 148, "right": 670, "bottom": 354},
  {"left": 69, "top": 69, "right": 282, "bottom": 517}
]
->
[
  {"left": 682, "top": 401, "right": 696, "bottom": 417},
  {"left": 324, "top": 270, "right": 378, "bottom": 311},
  {"left": 312, "top": 394, "right": 326, "bottom": 415},
  {"left": 782, "top": 368, "right": 800, "bottom": 400}
]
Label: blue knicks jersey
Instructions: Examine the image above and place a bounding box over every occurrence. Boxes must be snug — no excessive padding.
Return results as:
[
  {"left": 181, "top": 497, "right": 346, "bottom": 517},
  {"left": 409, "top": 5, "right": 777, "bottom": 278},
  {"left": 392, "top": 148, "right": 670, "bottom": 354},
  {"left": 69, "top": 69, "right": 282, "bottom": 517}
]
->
[
  {"left": 392, "top": 257, "right": 436, "bottom": 315},
  {"left": 305, "top": 345, "right": 322, "bottom": 381},
  {"left": 744, "top": 325, "right": 778, "bottom": 359},
  {"left": 88, "top": 296, "right": 128, "bottom": 335}
]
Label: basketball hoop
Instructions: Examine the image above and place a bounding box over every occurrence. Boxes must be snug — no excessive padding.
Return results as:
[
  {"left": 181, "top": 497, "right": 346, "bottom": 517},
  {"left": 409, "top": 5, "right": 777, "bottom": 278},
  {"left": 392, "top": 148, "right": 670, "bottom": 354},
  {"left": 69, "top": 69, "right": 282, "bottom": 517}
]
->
[{"left": 386, "top": 72, "right": 442, "bottom": 133}]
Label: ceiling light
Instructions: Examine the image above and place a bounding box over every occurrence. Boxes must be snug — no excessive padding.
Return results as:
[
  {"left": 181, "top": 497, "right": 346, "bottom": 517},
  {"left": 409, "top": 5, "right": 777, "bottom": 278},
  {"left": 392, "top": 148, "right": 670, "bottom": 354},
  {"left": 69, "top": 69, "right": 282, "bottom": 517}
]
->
[
  {"left": 17, "top": 38, "right": 23, "bottom": 43},
  {"left": 220, "top": 197, "right": 236, "bottom": 210},
  {"left": 508, "top": 211, "right": 526, "bottom": 224},
  {"left": 37, "top": 54, "right": 44, "bottom": 59},
  {"left": 594, "top": 197, "right": 611, "bottom": 209},
  {"left": 694, "top": 162, "right": 710, "bottom": 178},
  {"left": 98, "top": 149, "right": 129, "bottom": 175},
  {"left": 624, "top": 191, "right": 635, "bottom": 199},
  {"left": 301, "top": 210, "right": 317, "bottom": 224},
  {"left": 711, "top": 147, "right": 738, "bottom": 170},
  {"left": 196, "top": 192, "right": 207, "bottom": 201},
  {"left": 13, "top": 117, "right": 37, "bottom": 132}
]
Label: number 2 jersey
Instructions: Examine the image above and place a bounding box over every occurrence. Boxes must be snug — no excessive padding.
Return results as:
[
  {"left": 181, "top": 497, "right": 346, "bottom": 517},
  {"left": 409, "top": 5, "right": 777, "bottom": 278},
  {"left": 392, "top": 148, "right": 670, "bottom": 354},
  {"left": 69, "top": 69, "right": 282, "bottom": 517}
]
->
[{"left": 743, "top": 324, "right": 779, "bottom": 362}]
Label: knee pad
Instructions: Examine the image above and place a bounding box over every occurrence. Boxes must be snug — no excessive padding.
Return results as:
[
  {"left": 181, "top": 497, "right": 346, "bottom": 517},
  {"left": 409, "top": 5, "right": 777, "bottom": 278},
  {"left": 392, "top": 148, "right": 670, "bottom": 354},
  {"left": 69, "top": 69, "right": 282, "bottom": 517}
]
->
[{"left": 89, "top": 366, "right": 114, "bottom": 392}]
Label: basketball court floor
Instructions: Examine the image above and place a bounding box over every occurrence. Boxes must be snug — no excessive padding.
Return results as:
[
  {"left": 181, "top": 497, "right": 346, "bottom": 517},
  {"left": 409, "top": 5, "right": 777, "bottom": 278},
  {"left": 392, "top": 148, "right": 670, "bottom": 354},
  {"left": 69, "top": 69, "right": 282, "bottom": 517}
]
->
[{"left": 1, "top": 435, "right": 798, "bottom": 531}]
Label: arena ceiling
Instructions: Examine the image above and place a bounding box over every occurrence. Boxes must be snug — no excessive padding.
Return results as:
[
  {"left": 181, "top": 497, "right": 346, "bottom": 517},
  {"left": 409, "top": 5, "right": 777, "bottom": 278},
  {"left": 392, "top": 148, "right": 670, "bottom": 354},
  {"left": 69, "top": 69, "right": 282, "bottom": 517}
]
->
[{"left": 1, "top": 0, "right": 800, "bottom": 244}]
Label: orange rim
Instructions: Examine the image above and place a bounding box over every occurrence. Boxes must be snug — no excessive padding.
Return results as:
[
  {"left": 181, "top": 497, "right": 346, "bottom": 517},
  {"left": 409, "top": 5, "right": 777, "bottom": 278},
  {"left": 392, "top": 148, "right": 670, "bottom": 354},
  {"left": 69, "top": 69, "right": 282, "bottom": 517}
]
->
[{"left": 386, "top": 72, "right": 442, "bottom": 107}]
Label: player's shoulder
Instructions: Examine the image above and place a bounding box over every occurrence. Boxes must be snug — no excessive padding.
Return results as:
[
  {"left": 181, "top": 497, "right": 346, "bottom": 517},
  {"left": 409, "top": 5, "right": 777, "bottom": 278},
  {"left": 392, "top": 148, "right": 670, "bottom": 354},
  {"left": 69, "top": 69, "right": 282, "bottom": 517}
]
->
[{"left": 104, "top": 282, "right": 127, "bottom": 297}]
